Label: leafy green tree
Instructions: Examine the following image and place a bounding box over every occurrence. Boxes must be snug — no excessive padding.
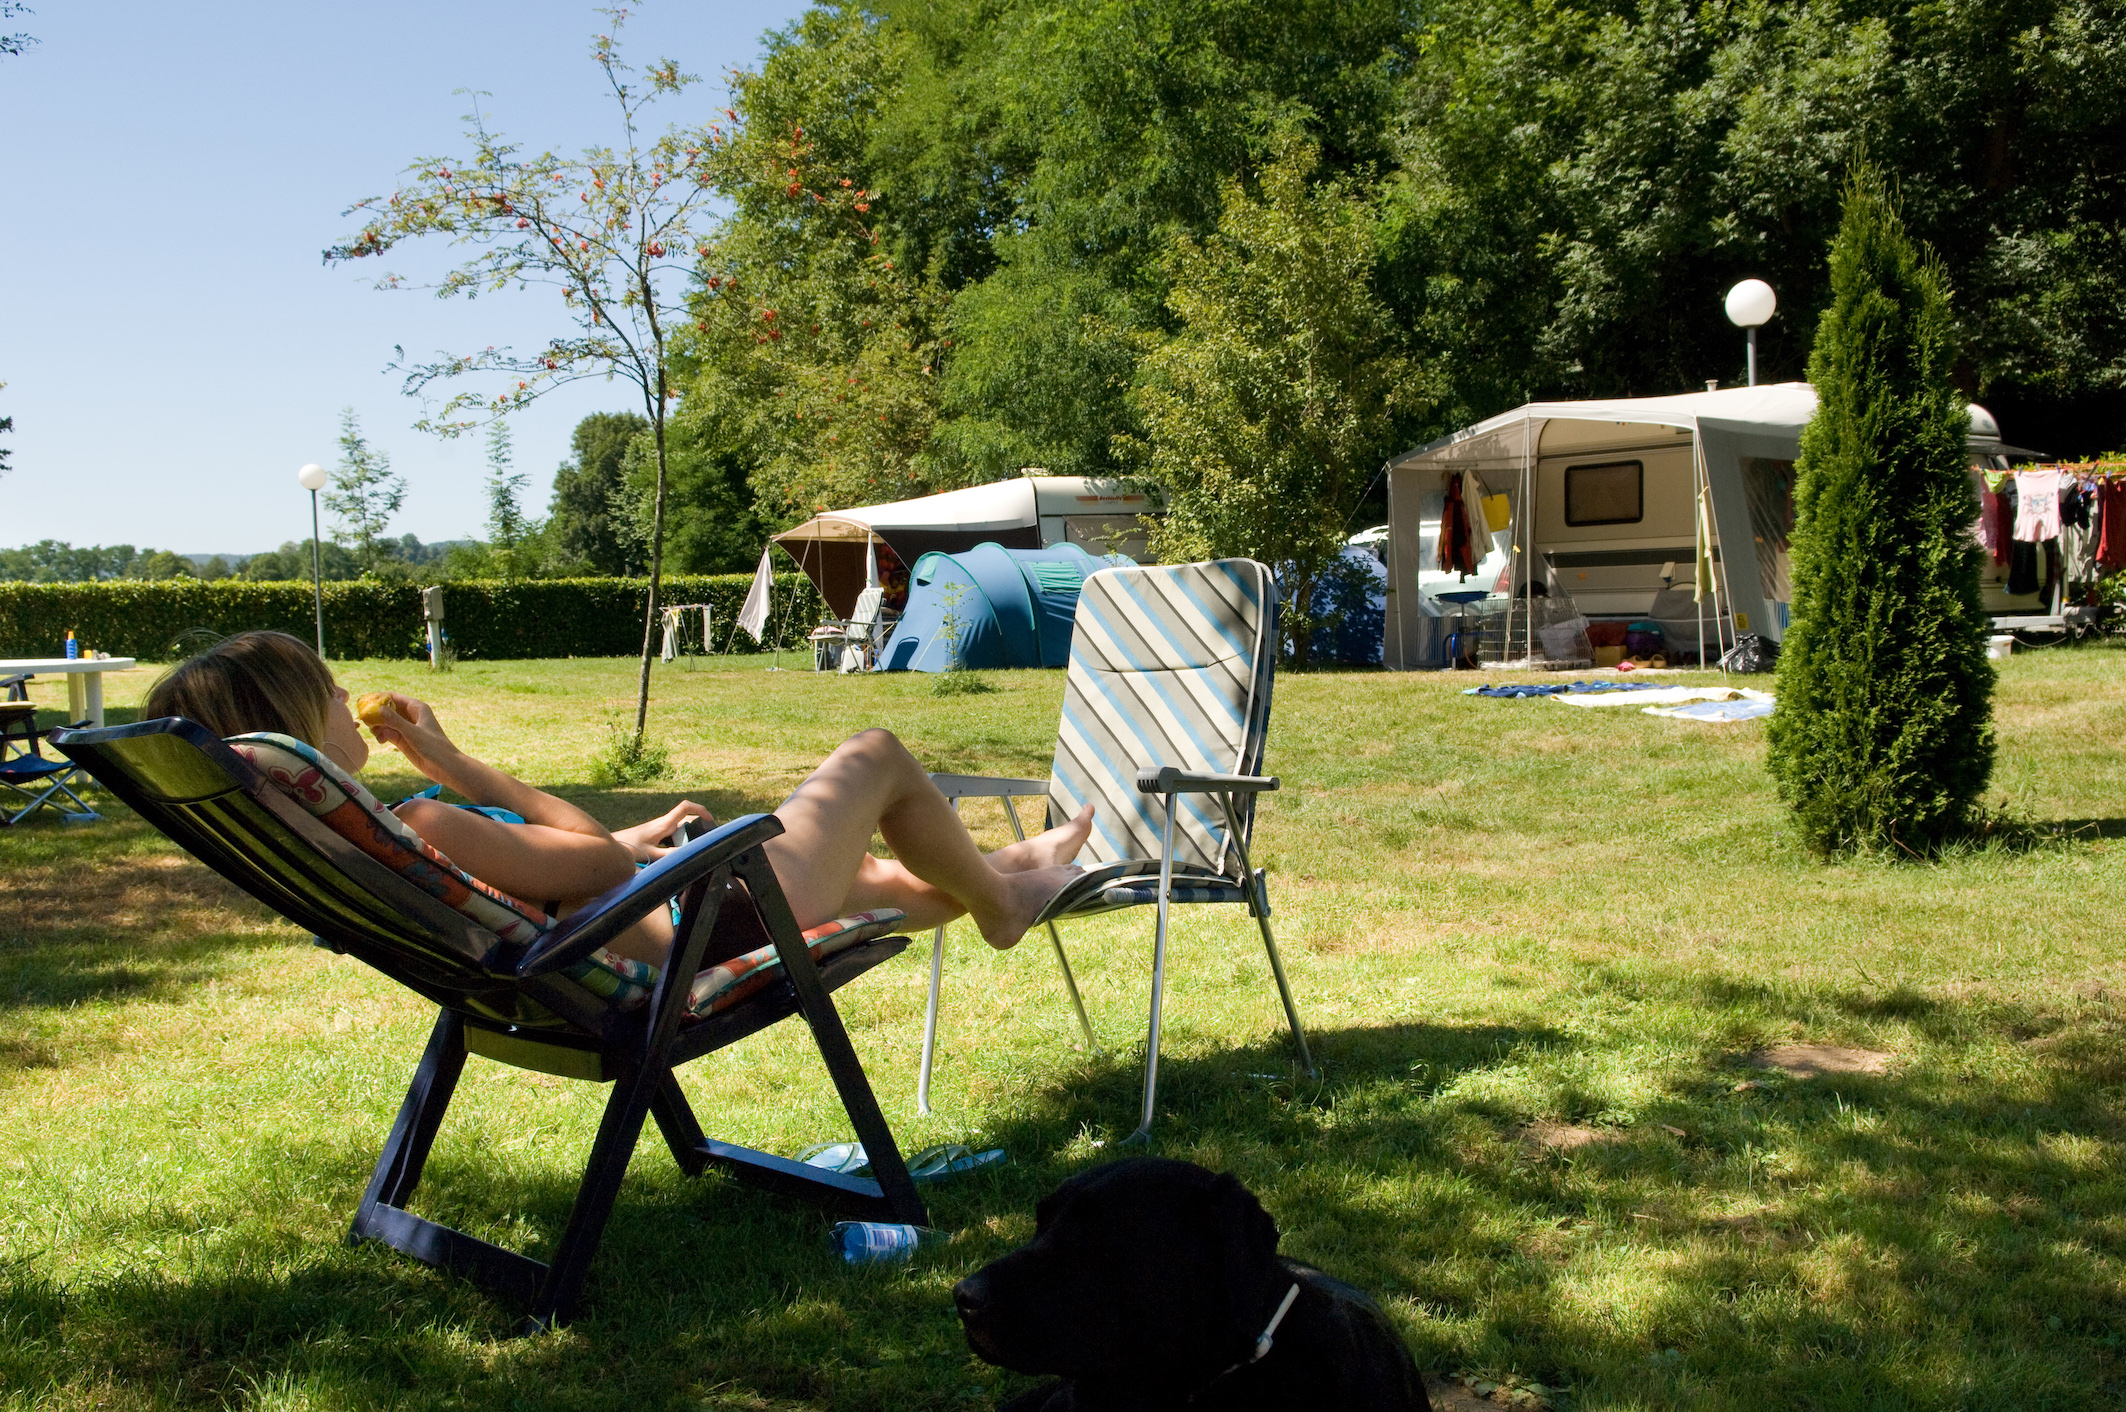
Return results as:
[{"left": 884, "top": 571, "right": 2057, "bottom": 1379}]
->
[
  {"left": 323, "top": 409, "right": 408, "bottom": 577},
  {"left": 129, "top": 550, "right": 197, "bottom": 581},
  {"left": 1767, "top": 168, "right": 1994, "bottom": 856},
  {"left": 547, "top": 411, "right": 648, "bottom": 573},
  {"left": 327, "top": 5, "right": 720, "bottom": 742},
  {"left": 483, "top": 420, "right": 534, "bottom": 582},
  {"left": 1379, "top": 0, "right": 2126, "bottom": 446},
  {"left": 615, "top": 410, "right": 767, "bottom": 573},
  {"left": 198, "top": 555, "right": 234, "bottom": 580},
  {"left": 0, "top": 542, "right": 147, "bottom": 582},
  {"left": 687, "top": 73, "right": 951, "bottom": 518},
  {"left": 238, "top": 540, "right": 364, "bottom": 582},
  {"left": 1124, "top": 136, "right": 1415, "bottom": 666}
]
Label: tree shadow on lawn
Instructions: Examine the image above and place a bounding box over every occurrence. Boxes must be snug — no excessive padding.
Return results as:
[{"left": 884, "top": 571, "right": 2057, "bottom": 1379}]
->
[
  {"left": 0, "top": 823, "right": 297, "bottom": 1020},
  {"left": 18, "top": 1012, "right": 2126, "bottom": 1410}
]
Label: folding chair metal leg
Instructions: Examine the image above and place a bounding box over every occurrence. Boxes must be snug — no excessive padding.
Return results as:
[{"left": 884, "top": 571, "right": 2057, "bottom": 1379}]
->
[
  {"left": 1252, "top": 906, "right": 1317, "bottom": 1080},
  {"left": 1001, "top": 795, "right": 1098, "bottom": 1053},
  {"left": 918, "top": 922, "right": 945, "bottom": 1116},
  {"left": 2, "top": 769, "right": 99, "bottom": 825},
  {"left": 1124, "top": 792, "right": 1181, "bottom": 1147}
]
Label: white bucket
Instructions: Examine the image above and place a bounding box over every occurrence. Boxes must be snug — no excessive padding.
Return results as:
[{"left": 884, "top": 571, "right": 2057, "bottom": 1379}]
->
[{"left": 1987, "top": 635, "right": 2015, "bottom": 660}]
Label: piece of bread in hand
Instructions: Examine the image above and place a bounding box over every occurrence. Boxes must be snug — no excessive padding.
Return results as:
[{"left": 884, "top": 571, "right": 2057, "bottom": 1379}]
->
[{"left": 354, "top": 692, "right": 397, "bottom": 730}]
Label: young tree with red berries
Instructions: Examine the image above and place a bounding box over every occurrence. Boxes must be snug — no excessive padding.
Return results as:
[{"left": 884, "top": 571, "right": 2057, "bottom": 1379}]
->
[{"left": 325, "top": 5, "right": 718, "bottom": 751}]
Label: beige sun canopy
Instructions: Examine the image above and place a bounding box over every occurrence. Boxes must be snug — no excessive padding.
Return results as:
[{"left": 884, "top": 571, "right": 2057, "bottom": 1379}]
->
[
  {"left": 770, "top": 476, "right": 1160, "bottom": 619},
  {"left": 1381, "top": 383, "right": 1821, "bottom": 668}
]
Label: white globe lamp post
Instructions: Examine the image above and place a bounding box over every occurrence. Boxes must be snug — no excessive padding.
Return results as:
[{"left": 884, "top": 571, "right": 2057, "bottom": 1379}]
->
[
  {"left": 1724, "top": 279, "right": 1777, "bottom": 387},
  {"left": 297, "top": 463, "right": 328, "bottom": 656}
]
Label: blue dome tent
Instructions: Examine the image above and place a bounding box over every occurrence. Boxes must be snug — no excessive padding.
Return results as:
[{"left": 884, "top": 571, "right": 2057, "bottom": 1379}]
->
[{"left": 877, "top": 542, "right": 1132, "bottom": 672}]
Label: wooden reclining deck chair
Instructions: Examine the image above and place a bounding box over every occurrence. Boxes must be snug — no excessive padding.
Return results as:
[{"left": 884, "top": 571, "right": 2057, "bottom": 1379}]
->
[
  {"left": 918, "top": 559, "right": 1316, "bottom": 1143},
  {"left": 52, "top": 717, "right": 926, "bottom": 1330}
]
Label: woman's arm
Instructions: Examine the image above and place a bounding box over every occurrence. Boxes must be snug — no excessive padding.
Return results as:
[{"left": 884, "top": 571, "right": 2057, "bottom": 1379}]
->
[
  {"left": 395, "top": 801, "right": 636, "bottom": 905},
  {"left": 365, "top": 692, "right": 613, "bottom": 839},
  {"left": 364, "top": 692, "right": 636, "bottom": 901}
]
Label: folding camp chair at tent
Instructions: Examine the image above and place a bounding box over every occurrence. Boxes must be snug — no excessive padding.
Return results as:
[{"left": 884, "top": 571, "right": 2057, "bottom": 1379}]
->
[
  {"left": 2, "top": 700, "right": 98, "bottom": 824},
  {"left": 919, "top": 559, "right": 1316, "bottom": 1143},
  {"left": 51, "top": 718, "right": 927, "bottom": 1330}
]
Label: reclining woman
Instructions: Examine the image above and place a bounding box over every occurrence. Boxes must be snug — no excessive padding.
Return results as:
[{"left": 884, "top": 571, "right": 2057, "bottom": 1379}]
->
[{"left": 144, "top": 631, "right": 1091, "bottom": 967}]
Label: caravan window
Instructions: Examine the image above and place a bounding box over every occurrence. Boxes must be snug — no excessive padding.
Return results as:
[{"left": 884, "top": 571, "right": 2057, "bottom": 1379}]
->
[{"left": 1564, "top": 461, "right": 1643, "bottom": 526}]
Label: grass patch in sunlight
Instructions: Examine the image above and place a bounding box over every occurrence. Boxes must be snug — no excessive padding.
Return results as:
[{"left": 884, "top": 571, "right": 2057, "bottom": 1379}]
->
[{"left": 3, "top": 643, "right": 2125, "bottom": 1409}]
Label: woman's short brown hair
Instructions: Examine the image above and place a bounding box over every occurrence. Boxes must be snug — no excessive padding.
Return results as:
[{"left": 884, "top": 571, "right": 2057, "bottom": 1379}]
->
[{"left": 144, "top": 631, "right": 335, "bottom": 747}]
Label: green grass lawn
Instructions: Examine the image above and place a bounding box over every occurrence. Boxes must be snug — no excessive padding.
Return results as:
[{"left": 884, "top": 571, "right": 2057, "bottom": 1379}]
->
[{"left": 4, "top": 646, "right": 2124, "bottom": 1410}]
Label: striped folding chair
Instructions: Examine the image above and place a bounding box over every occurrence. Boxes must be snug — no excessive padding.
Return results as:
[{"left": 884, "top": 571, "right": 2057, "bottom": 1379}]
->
[{"left": 923, "top": 558, "right": 1316, "bottom": 1143}]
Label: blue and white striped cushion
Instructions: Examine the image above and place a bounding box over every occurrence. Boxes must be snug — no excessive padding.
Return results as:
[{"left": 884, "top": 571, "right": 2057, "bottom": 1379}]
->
[{"left": 1048, "top": 560, "right": 1276, "bottom": 877}]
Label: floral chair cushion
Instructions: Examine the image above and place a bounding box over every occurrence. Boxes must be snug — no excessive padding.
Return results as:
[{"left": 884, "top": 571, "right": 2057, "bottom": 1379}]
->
[{"left": 228, "top": 733, "right": 903, "bottom": 1020}]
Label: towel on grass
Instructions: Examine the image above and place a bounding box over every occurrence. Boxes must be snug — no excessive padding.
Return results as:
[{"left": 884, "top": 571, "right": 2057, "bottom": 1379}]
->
[
  {"left": 1643, "top": 690, "right": 1775, "bottom": 722},
  {"left": 1553, "top": 685, "right": 1751, "bottom": 708}
]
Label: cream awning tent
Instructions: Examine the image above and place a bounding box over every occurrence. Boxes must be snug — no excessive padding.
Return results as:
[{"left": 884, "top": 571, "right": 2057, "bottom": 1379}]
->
[
  {"left": 771, "top": 476, "right": 1158, "bottom": 619},
  {"left": 1381, "top": 383, "right": 1821, "bottom": 668}
]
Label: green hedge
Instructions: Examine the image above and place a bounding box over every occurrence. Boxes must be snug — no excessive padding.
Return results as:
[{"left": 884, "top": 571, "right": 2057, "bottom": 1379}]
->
[{"left": 0, "top": 574, "right": 828, "bottom": 661}]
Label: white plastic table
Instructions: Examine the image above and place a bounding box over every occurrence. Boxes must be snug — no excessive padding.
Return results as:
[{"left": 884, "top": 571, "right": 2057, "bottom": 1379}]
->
[{"left": 0, "top": 658, "right": 137, "bottom": 728}]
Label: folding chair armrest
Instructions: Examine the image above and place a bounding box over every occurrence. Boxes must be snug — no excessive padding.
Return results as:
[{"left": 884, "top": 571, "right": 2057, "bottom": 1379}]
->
[
  {"left": 928, "top": 772, "right": 1051, "bottom": 799},
  {"left": 1135, "top": 767, "right": 1279, "bottom": 795},
  {"left": 514, "top": 812, "right": 785, "bottom": 978}
]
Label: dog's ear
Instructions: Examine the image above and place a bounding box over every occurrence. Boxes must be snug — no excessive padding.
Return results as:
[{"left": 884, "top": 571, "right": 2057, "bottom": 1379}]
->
[
  {"left": 1033, "top": 1167, "right": 1095, "bottom": 1234},
  {"left": 1211, "top": 1174, "right": 1282, "bottom": 1352}
]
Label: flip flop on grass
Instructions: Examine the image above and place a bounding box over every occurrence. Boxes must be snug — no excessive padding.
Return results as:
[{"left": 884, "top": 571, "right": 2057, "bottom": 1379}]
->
[
  {"left": 794, "top": 1141, "right": 1005, "bottom": 1184},
  {"left": 905, "top": 1143, "right": 1006, "bottom": 1184},
  {"left": 796, "top": 1141, "right": 869, "bottom": 1174}
]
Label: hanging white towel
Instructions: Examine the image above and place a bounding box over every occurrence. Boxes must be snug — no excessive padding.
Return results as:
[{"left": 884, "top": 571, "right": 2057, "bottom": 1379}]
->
[{"left": 737, "top": 547, "right": 774, "bottom": 643}]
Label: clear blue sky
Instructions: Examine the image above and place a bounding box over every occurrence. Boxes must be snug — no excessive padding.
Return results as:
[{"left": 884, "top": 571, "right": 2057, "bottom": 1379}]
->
[{"left": 1, "top": 0, "right": 809, "bottom": 557}]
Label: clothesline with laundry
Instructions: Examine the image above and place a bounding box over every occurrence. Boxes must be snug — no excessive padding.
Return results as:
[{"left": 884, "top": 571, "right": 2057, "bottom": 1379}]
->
[{"left": 1973, "top": 464, "right": 2126, "bottom": 602}]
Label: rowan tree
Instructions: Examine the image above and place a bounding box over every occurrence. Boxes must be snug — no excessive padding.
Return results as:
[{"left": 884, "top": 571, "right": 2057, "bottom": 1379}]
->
[{"left": 326, "top": 4, "right": 719, "bottom": 743}]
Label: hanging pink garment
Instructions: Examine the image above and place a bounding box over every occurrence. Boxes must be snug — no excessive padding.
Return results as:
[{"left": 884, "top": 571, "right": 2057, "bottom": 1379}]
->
[
  {"left": 2013, "top": 469, "right": 2062, "bottom": 542},
  {"left": 1976, "top": 488, "right": 2005, "bottom": 559}
]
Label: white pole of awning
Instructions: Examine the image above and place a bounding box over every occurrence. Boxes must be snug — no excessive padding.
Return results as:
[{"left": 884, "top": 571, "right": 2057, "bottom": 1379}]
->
[
  {"left": 865, "top": 533, "right": 879, "bottom": 588},
  {"left": 1522, "top": 411, "right": 1534, "bottom": 665}
]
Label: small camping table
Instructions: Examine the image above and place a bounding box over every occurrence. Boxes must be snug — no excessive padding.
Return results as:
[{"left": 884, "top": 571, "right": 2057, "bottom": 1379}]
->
[{"left": 0, "top": 658, "right": 137, "bottom": 728}]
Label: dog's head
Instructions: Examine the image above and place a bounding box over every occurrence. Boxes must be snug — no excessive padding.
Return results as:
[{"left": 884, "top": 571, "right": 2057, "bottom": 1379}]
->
[{"left": 954, "top": 1158, "right": 1284, "bottom": 1394}]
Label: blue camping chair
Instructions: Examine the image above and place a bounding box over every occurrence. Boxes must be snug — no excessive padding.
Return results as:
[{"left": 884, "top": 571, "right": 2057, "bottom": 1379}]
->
[
  {"left": 918, "top": 558, "right": 1315, "bottom": 1142},
  {"left": 1, "top": 689, "right": 98, "bottom": 824}
]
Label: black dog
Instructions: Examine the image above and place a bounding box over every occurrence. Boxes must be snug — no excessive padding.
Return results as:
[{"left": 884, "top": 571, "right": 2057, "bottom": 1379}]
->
[{"left": 955, "top": 1158, "right": 1430, "bottom": 1411}]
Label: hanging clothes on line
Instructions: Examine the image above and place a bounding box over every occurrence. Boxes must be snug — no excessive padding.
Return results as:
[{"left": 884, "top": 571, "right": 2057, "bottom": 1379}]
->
[
  {"left": 1975, "top": 469, "right": 2009, "bottom": 564},
  {"left": 2013, "top": 468, "right": 2063, "bottom": 542},
  {"left": 2101, "top": 479, "right": 2126, "bottom": 573},
  {"left": 1438, "top": 472, "right": 1477, "bottom": 579}
]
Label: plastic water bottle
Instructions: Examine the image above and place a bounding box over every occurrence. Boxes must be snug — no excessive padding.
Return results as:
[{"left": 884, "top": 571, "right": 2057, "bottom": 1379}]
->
[{"left": 830, "top": 1221, "right": 946, "bottom": 1265}]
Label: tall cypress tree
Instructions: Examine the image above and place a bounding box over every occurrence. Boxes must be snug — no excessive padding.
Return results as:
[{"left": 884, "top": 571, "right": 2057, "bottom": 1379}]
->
[{"left": 1767, "top": 168, "right": 1995, "bottom": 855}]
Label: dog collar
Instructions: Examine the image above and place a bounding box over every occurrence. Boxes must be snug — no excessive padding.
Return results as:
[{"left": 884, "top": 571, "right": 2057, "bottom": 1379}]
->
[
  {"left": 1249, "top": 1282, "right": 1302, "bottom": 1364},
  {"left": 1190, "top": 1280, "right": 1302, "bottom": 1402}
]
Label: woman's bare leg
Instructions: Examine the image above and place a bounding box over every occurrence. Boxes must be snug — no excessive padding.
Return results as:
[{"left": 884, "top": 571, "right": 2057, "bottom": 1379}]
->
[{"left": 764, "top": 729, "right": 1090, "bottom": 948}]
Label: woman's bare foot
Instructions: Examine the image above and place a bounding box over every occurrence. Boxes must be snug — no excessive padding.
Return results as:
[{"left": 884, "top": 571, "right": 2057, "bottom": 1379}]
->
[
  {"left": 986, "top": 804, "right": 1096, "bottom": 874},
  {"left": 973, "top": 862, "right": 1085, "bottom": 950}
]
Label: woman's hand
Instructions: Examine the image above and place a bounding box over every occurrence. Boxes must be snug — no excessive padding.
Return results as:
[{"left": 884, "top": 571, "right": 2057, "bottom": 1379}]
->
[
  {"left": 363, "top": 692, "right": 462, "bottom": 781},
  {"left": 613, "top": 800, "right": 716, "bottom": 862}
]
